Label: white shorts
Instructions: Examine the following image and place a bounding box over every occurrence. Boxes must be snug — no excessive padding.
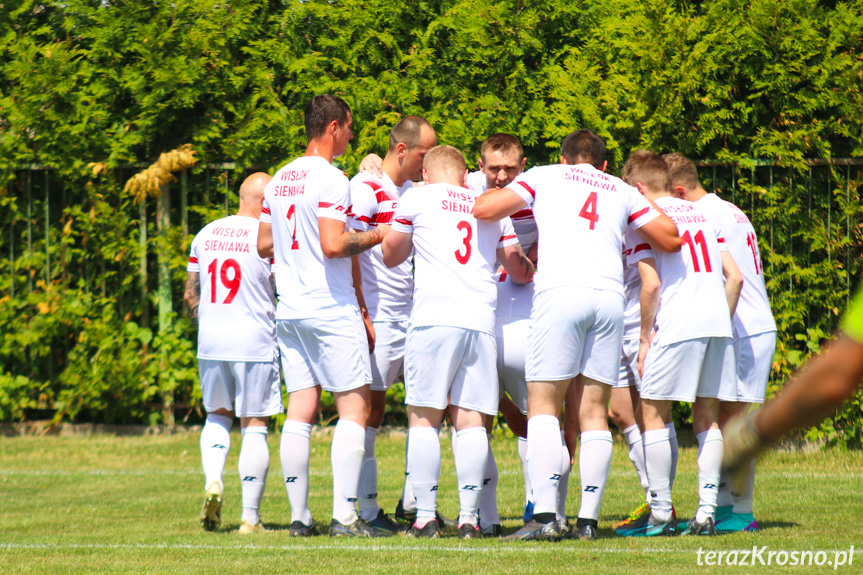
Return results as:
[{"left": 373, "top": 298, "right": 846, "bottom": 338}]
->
[
  {"left": 199, "top": 357, "right": 283, "bottom": 418},
  {"left": 495, "top": 316, "right": 529, "bottom": 415},
  {"left": 613, "top": 338, "right": 640, "bottom": 389},
  {"left": 370, "top": 320, "right": 408, "bottom": 391},
  {"left": 404, "top": 326, "right": 499, "bottom": 415},
  {"left": 733, "top": 331, "right": 777, "bottom": 403},
  {"left": 277, "top": 313, "right": 372, "bottom": 394},
  {"left": 526, "top": 287, "right": 624, "bottom": 385},
  {"left": 639, "top": 336, "right": 737, "bottom": 402}
]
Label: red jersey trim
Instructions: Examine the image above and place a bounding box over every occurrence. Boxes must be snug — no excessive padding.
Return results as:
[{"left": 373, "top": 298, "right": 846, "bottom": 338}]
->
[
  {"left": 634, "top": 243, "right": 652, "bottom": 254},
  {"left": 395, "top": 218, "right": 412, "bottom": 226},
  {"left": 516, "top": 181, "right": 536, "bottom": 198},
  {"left": 262, "top": 207, "right": 271, "bottom": 215},
  {"left": 189, "top": 257, "right": 198, "bottom": 264},
  {"left": 628, "top": 207, "right": 650, "bottom": 223},
  {"left": 500, "top": 234, "right": 518, "bottom": 241}
]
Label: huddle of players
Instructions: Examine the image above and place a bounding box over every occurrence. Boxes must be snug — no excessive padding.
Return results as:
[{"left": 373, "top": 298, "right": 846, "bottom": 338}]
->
[{"left": 186, "top": 93, "right": 776, "bottom": 540}]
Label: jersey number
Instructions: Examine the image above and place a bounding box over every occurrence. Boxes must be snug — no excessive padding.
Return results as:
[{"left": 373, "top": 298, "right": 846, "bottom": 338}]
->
[
  {"left": 579, "top": 192, "right": 599, "bottom": 230},
  {"left": 455, "top": 220, "right": 472, "bottom": 265},
  {"left": 681, "top": 230, "right": 712, "bottom": 272},
  {"left": 207, "top": 258, "right": 242, "bottom": 304},
  {"left": 746, "top": 231, "right": 762, "bottom": 275},
  {"left": 286, "top": 204, "right": 299, "bottom": 250}
]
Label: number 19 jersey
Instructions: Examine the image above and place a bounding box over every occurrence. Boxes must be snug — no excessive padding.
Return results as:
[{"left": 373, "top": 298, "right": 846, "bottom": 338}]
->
[
  {"left": 261, "top": 156, "right": 358, "bottom": 319},
  {"left": 391, "top": 183, "right": 518, "bottom": 335},
  {"left": 187, "top": 215, "right": 276, "bottom": 361}
]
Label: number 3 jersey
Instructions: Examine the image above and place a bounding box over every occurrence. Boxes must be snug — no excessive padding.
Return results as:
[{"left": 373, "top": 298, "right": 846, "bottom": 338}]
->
[
  {"left": 650, "top": 196, "right": 733, "bottom": 345},
  {"left": 391, "top": 183, "right": 518, "bottom": 335},
  {"left": 187, "top": 215, "right": 276, "bottom": 361}
]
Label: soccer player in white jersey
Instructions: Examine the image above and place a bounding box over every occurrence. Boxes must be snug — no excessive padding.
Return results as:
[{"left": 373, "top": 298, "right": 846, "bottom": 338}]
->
[
  {"left": 616, "top": 151, "right": 743, "bottom": 537},
  {"left": 664, "top": 153, "right": 777, "bottom": 533},
  {"left": 382, "top": 145, "right": 535, "bottom": 539},
  {"left": 257, "top": 95, "right": 391, "bottom": 538},
  {"left": 349, "top": 115, "right": 437, "bottom": 533},
  {"left": 474, "top": 130, "right": 681, "bottom": 541},
  {"left": 185, "top": 172, "right": 281, "bottom": 534},
  {"left": 608, "top": 223, "right": 662, "bottom": 532}
]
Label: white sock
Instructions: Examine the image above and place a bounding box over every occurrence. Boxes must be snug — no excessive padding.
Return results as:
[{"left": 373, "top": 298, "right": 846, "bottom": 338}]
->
[
  {"left": 527, "top": 415, "right": 563, "bottom": 516},
  {"left": 401, "top": 434, "right": 417, "bottom": 512},
  {"left": 280, "top": 420, "right": 312, "bottom": 525},
  {"left": 479, "top": 434, "right": 499, "bottom": 529},
  {"left": 454, "top": 427, "right": 488, "bottom": 527},
  {"left": 331, "top": 419, "right": 366, "bottom": 525},
  {"left": 731, "top": 458, "right": 756, "bottom": 515},
  {"left": 623, "top": 424, "right": 649, "bottom": 493},
  {"left": 643, "top": 427, "right": 672, "bottom": 523},
  {"left": 576, "top": 430, "right": 613, "bottom": 521},
  {"left": 695, "top": 428, "right": 723, "bottom": 524},
  {"left": 358, "top": 426, "right": 380, "bottom": 521},
  {"left": 557, "top": 437, "right": 571, "bottom": 523},
  {"left": 408, "top": 426, "right": 440, "bottom": 525},
  {"left": 239, "top": 426, "right": 269, "bottom": 524},
  {"left": 201, "top": 414, "right": 232, "bottom": 489},
  {"left": 717, "top": 468, "right": 734, "bottom": 508},
  {"left": 667, "top": 422, "right": 679, "bottom": 490},
  {"left": 517, "top": 436, "right": 532, "bottom": 505}
]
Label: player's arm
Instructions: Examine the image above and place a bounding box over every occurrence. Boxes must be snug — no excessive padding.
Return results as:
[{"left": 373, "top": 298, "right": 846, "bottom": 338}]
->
[
  {"left": 184, "top": 272, "right": 201, "bottom": 328},
  {"left": 637, "top": 258, "right": 661, "bottom": 377},
  {"left": 351, "top": 255, "right": 376, "bottom": 354},
  {"left": 635, "top": 210, "right": 681, "bottom": 253},
  {"left": 498, "top": 395, "right": 527, "bottom": 438},
  {"left": 497, "top": 242, "right": 535, "bottom": 285},
  {"left": 319, "top": 218, "right": 388, "bottom": 258},
  {"left": 257, "top": 221, "right": 274, "bottom": 258},
  {"left": 526, "top": 241, "right": 539, "bottom": 267},
  {"left": 473, "top": 187, "right": 527, "bottom": 223},
  {"left": 381, "top": 228, "right": 413, "bottom": 268},
  {"left": 358, "top": 153, "right": 383, "bottom": 177},
  {"left": 720, "top": 250, "right": 743, "bottom": 317}
]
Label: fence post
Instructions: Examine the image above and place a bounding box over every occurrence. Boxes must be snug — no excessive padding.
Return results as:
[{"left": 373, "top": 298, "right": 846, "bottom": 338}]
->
[
  {"left": 138, "top": 200, "right": 149, "bottom": 329},
  {"left": 181, "top": 169, "right": 188, "bottom": 236},
  {"left": 45, "top": 171, "right": 50, "bottom": 284}
]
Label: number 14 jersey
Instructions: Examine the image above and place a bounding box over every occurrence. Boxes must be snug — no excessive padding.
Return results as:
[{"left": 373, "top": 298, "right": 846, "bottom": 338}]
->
[{"left": 187, "top": 215, "right": 276, "bottom": 361}]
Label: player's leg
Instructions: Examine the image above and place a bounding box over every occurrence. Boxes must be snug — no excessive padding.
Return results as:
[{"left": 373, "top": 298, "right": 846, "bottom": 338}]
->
[
  {"left": 476, "top": 413, "right": 501, "bottom": 536},
  {"left": 281, "top": 386, "right": 320, "bottom": 535},
  {"left": 330, "top": 386, "right": 371, "bottom": 528},
  {"left": 636, "top": 398, "right": 674, "bottom": 534},
  {"left": 405, "top": 405, "right": 445, "bottom": 538},
  {"left": 198, "top": 359, "right": 235, "bottom": 531},
  {"left": 450, "top": 407, "right": 488, "bottom": 538},
  {"left": 573, "top": 376, "right": 614, "bottom": 540},
  {"left": 609, "top": 383, "right": 650, "bottom": 529},
  {"left": 235, "top": 357, "right": 283, "bottom": 534}
]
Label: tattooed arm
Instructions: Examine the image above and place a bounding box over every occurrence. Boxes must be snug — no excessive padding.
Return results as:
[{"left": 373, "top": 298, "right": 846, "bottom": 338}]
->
[
  {"left": 319, "top": 218, "right": 389, "bottom": 258},
  {"left": 497, "top": 242, "right": 535, "bottom": 285},
  {"left": 184, "top": 272, "right": 201, "bottom": 328}
]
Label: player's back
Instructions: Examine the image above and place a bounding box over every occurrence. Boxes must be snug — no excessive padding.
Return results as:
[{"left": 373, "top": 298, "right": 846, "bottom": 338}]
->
[
  {"left": 396, "top": 182, "right": 515, "bottom": 334},
  {"left": 652, "top": 196, "right": 732, "bottom": 344},
  {"left": 511, "top": 163, "right": 654, "bottom": 295},
  {"left": 263, "top": 156, "right": 355, "bottom": 319},
  {"left": 189, "top": 215, "right": 276, "bottom": 361},
  {"left": 349, "top": 171, "right": 413, "bottom": 321},
  {"left": 696, "top": 193, "right": 776, "bottom": 337}
]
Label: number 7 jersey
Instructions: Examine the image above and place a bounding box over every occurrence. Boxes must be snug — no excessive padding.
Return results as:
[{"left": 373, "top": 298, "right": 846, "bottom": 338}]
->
[{"left": 187, "top": 215, "right": 276, "bottom": 361}]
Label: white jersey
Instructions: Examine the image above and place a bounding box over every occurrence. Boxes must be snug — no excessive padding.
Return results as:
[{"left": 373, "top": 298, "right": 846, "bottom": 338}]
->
[
  {"left": 467, "top": 170, "right": 538, "bottom": 250},
  {"left": 510, "top": 163, "right": 658, "bottom": 296},
  {"left": 261, "top": 156, "right": 358, "bottom": 319},
  {"left": 651, "top": 196, "right": 733, "bottom": 345},
  {"left": 495, "top": 269, "right": 535, "bottom": 321},
  {"left": 391, "top": 183, "right": 518, "bottom": 334},
  {"left": 622, "top": 227, "right": 655, "bottom": 340},
  {"left": 695, "top": 193, "right": 776, "bottom": 337},
  {"left": 187, "top": 215, "right": 276, "bottom": 361},
  {"left": 349, "top": 171, "right": 413, "bottom": 321}
]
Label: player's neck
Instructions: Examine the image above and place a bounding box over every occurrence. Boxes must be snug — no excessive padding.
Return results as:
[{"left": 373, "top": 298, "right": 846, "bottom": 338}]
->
[
  {"left": 381, "top": 154, "right": 404, "bottom": 186},
  {"left": 304, "top": 139, "right": 335, "bottom": 164},
  {"left": 687, "top": 186, "right": 708, "bottom": 202}
]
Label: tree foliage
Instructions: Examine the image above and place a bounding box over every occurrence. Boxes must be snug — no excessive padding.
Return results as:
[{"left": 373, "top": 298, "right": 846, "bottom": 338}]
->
[{"left": 0, "top": 0, "right": 862, "bottom": 440}]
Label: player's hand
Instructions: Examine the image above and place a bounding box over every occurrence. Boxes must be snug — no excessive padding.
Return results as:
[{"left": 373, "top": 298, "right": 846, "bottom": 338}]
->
[
  {"left": 376, "top": 223, "right": 391, "bottom": 242},
  {"left": 358, "top": 153, "right": 383, "bottom": 177},
  {"left": 637, "top": 331, "right": 655, "bottom": 377},
  {"left": 361, "top": 307, "right": 376, "bottom": 354}
]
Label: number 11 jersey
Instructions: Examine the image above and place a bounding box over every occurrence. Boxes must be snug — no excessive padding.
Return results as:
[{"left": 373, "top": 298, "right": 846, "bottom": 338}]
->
[{"left": 187, "top": 215, "right": 276, "bottom": 361}]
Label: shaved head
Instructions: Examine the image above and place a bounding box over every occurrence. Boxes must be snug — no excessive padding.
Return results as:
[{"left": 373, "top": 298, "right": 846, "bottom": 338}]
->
[{"left": 238, "top": 172, "right": 271, "bottom": 218}]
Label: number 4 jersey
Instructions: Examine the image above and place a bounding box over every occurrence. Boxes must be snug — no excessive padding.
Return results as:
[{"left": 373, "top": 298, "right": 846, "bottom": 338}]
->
[
  {"left": 187, "top": 215, "right": 277, "bottom": 361},
  {"left": 391, "top": 183, "right": 518, "bottom": 335}
]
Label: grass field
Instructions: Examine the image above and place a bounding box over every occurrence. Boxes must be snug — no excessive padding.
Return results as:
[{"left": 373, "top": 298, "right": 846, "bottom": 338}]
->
[{"left": 1, "top": 427, "right": 860, "bottom": 574}]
